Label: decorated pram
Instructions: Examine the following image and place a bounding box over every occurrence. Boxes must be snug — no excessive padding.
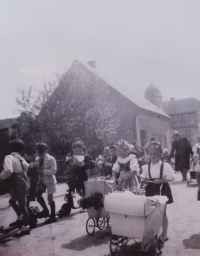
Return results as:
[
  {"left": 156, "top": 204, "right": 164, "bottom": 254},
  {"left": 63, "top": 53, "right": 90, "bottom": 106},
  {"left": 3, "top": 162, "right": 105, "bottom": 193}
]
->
[
  {"left": 187, "top": 156, "right": 198, "bottom": 186},
  {"left": 83, "top": 179, "right": 113, "bottom": 235},
  {"left": 104, "top": 192, "right": 167, "bottom": 255}
]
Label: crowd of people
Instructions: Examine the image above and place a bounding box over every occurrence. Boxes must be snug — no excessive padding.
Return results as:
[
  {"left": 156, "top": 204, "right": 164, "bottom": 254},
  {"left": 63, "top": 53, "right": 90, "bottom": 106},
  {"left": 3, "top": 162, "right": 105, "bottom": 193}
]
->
[{"left": 0, "top": 130, "right": 200, "bottom": 242}]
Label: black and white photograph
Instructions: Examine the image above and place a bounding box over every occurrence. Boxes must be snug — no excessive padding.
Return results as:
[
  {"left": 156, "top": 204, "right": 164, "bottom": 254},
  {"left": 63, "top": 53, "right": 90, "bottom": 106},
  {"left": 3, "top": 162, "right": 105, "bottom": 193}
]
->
[{"left": 0, "top": 1, "right": 200, "bottom": 255}]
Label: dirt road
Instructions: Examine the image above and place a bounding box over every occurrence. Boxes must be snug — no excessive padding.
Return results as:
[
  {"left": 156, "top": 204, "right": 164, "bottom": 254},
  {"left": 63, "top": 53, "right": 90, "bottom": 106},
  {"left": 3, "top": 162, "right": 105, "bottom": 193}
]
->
[{"left": 0, "top": 173, "right": 200, "bottom": 256}]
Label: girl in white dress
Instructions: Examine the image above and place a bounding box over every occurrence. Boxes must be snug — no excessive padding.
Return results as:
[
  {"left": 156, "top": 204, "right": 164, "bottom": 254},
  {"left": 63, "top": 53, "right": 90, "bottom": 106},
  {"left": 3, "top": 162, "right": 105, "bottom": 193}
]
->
[{"left": 112, "top": 140, "right": 140, "bottom": 193}]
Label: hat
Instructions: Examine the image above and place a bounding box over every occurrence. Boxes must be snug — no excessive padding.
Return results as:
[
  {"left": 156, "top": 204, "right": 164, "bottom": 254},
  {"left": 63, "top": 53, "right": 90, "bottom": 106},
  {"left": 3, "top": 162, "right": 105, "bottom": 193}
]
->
[
  {"left": 109, "top": 145, "right": 117, "bottom": 150},
  {"left": 117, "top": 140, "right": 131, "bottom": 151},
  {"left": 173, "top": 131, "right": 180, "bottom": 137},
  {"left": 72, "top": 137, "right": 84, "bottom": 148},
  {"left": 36, "top": 143, "right": 48, "bottom": 153}
]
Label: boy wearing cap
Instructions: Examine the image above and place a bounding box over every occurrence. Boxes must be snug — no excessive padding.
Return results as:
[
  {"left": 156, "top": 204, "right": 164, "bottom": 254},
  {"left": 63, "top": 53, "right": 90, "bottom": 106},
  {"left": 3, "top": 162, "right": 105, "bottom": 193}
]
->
[
  {"left": 66, "top": 138, "right": 94, "bottom": 197},
  {"left": 0, "top": 139, "right": 30, "bottom": 236},
  {"left": 32, "top": 143, "right": 57, "bottom": 224}
]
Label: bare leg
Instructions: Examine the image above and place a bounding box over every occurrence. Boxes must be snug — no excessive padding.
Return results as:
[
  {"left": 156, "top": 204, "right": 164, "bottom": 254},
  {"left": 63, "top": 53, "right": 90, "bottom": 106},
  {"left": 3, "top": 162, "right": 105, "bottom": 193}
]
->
[{"left": 161, "top": 215, "right": 168, "bottom": 240}]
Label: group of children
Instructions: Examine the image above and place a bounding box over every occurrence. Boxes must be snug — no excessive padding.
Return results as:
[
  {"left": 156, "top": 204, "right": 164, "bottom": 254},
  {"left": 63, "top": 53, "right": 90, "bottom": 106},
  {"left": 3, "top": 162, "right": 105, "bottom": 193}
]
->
[
  {"left": 95, "top": 139, "right": 175, "bottom": 241},
  {"left": 0, "top": 140, "right": 58, "bottom": 237},
  {"left": 0, "top": 136, "right": 175, "bottom": 242}
]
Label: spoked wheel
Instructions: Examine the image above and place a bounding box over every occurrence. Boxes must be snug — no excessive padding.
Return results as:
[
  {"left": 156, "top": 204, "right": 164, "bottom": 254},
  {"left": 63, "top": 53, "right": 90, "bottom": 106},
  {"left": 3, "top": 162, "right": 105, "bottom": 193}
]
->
[
  {"left": 110, "top": 235, "right": 119, "bottom": 255},
  {"left": 121, "top": 237, "right": 128, "bottom": 246},
  {"left": 86, "top": 218, "right": 95, "bottom": 235},
  {"left": 157, "top": 238, "right": 164, "bottom": 254},
  {"left": 97, "top": 218, "right": 106, "bottom": 230},
  {"left": 151, "top": 238, "right": 164, "bottom": 256}
]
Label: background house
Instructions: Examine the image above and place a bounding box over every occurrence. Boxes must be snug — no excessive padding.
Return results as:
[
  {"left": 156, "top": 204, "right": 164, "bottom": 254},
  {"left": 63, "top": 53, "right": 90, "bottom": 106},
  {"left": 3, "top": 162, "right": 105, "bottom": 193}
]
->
[
  {"left": 38, "top": 60, "right": 171, "bottom": 151},
  {"left": 163, "top": 98, "right": 200, "bottom": 145}
]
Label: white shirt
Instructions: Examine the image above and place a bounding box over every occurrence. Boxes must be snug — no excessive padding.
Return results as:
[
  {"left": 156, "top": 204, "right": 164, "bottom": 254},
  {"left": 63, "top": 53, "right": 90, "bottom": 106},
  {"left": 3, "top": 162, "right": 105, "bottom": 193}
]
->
[
  {"left": 141, "top": 160, "right": 175, "bottom": 180},
  {"left": 193, "top": 143, "right": 200, "bottom": 156},
  {"left": 0, "top": 152, "right": 29, "bottom": 180},
  {"left": 112, "top": 154, "right": 139, "bottom": 174}
]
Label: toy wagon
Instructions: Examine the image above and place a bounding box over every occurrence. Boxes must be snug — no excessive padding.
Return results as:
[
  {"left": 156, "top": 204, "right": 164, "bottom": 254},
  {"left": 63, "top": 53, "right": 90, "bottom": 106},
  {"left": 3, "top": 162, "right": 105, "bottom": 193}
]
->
[
  {"left": 104, "top": 193, "right": 167, "bottom": 255},
  {"left": 84, "top": 180, "right": 113, "bottom": 235}
]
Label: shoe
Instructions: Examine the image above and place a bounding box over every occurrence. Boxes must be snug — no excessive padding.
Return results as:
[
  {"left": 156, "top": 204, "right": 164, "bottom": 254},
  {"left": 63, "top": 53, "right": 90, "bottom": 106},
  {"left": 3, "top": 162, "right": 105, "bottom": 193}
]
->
[
  {"left": 37, "top": 210, "right": 49, "bottom": 219},
  {"left": 13, "top": 227, "right": 30, "bottom": 237},
  {"left": 43, "top": 217, "right": 57, "bottom": 224},
  {"left": 9, "top": 219, "right": 23, "bottom": 227}
]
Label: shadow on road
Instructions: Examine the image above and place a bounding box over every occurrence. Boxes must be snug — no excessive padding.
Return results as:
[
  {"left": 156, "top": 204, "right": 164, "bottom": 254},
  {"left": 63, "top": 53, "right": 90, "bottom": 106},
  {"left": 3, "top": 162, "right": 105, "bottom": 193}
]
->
[
  {"left": 61, "top": 230, "right": 110, "bottom": 251},
  {"left": 183, "top": 234, "right": 200, "bottom": 249}
]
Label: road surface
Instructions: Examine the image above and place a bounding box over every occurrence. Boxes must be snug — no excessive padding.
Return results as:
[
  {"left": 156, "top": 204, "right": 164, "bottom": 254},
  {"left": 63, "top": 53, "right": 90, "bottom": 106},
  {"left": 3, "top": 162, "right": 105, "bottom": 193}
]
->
[{"left": 0, "top": 173, "right": 200, "bottom": 256}]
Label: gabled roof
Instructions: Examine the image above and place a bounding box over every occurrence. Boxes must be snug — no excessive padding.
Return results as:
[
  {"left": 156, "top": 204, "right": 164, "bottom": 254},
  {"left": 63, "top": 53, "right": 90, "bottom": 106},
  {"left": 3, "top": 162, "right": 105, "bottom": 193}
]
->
[
  {"left": 0, "top": 118, "right": 17, "bottom": 130},
  {"left": 163, "top": 98, "right": 200, "bottom": 115},
  {"left": 71, "top": 60, "right": 170, "bottom": 118}
]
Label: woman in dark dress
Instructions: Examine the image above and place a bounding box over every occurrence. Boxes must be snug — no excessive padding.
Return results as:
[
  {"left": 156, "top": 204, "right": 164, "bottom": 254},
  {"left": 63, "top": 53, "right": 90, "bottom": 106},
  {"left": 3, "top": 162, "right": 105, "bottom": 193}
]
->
[{"left": 169, "top": 131, "right": 193, "bottom": 181}]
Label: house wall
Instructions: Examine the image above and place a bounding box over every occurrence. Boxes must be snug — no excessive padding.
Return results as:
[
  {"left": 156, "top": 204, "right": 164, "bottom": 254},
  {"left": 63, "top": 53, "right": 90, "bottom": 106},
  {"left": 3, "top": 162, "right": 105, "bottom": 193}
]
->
[
  {"left": 136, "top": 111, "right": 170, "bottom": 150},
  {"left": 169, "top": 111, "right": 199, "bottom": 146}
]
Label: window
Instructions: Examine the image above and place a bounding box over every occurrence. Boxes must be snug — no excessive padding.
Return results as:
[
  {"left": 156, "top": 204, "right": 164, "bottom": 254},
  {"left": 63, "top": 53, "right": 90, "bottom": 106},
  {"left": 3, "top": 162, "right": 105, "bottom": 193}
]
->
[
  {"left": 182, "top": 115, "right": 187, "bottom": 122},
  {"left": 163, "top": 135, "right": 167, "bottom": 148},
  {"left": 158, "top": 134, "right": 162, "bottom": 144},
  {"left": 173, "top": 116, "right": 178, "bottom": 122},
  {"left": 140, "top": 130, "right": 147, "bottom": 147}
]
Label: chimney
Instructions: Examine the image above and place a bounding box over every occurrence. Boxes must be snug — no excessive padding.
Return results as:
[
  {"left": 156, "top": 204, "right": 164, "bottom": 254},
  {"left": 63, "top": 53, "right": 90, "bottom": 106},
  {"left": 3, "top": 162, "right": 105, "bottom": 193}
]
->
[
  {"left": 87, "top": 60, "right": 96, "bottom": 69},
  {"left": 170, "top": 98, "right": 175, "bottom": 101}
]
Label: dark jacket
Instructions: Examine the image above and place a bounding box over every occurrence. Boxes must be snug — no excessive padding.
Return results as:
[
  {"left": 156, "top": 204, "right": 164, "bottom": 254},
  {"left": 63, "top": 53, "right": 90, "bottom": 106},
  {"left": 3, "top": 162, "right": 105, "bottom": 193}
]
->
[{"left": 169, "top": 137, "right": 193, "bottom": 171}]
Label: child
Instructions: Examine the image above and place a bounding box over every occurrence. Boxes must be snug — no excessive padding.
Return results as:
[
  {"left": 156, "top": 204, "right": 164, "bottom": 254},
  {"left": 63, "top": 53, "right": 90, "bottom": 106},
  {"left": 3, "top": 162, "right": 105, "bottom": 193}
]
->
[
  {"left": 66, "top": 138, "right": 94, "bottom": 197},
  {"left": 141, "top": 141, "right": 175, "bottom": 242},
  {"left": 32, "top": 143, "right": 57, "bottom": 224},
  {"left": 112, "top": 140, "right": 140, "bottom": 193},
  {"left": 0, "top": 139, "right": 30, "bottom": 237}
]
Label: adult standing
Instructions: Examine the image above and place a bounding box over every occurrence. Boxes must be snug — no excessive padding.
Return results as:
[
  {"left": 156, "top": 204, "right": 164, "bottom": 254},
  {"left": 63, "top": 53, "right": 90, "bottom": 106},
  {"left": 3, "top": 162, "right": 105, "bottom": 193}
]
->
[{"left": 169, "top": 131, "right": 193, "bottom": 181}]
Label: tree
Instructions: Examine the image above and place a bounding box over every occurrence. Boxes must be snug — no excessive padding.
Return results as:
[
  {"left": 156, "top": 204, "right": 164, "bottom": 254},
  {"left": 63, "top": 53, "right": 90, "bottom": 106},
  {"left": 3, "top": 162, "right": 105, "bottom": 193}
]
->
[{"left": 16, "top": 68, "right": 120, "bottom": 158}]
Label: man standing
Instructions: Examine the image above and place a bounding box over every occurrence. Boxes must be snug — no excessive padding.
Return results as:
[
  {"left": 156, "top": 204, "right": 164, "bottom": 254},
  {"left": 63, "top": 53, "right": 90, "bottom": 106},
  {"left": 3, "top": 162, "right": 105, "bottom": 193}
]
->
[
  {"left": 0, "top": 139, "right": 30, "bottom": 236},
  {"left": 169, "top": 131, "right": 193, "bottom": 181}
]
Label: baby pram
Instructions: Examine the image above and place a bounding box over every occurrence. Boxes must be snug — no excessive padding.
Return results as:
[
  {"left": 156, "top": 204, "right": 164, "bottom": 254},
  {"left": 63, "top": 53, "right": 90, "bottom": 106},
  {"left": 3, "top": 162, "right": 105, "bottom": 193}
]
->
[
  {"left": 187, "top": 157, "right": 198, "bottom": 186},
  {"left": 105, "top": 193, "right": 167, "bottom": 255},
  {"left": 84, "top": 179, "right": 113, "bottom": 235}
]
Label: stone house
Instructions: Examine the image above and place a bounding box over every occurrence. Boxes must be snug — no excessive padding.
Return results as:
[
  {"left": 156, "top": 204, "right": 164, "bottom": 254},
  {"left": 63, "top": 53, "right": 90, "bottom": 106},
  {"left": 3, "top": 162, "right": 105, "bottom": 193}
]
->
[
  {"left": 40, "top": 60, "right": 171, "bottom": 150},
  {"left": 163, "top": 97, "right": 200, "bottom": 145}
]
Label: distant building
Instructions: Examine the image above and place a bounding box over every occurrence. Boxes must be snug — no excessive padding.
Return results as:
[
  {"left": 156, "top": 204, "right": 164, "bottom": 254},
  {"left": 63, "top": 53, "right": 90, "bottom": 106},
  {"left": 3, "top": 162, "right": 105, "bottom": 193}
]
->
[
  {"left": 163, "top": 98, "right": 200, "bottom": 145},
  {"left": 39, "top": 60, "right": 171, "bottom": 149}
]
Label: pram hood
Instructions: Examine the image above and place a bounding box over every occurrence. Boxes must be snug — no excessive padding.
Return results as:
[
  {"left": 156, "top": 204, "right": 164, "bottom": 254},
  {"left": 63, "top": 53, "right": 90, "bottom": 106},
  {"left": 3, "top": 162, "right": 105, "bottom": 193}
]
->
[{"left": 104, "top": 192, "right": 167, "bottom": 217}]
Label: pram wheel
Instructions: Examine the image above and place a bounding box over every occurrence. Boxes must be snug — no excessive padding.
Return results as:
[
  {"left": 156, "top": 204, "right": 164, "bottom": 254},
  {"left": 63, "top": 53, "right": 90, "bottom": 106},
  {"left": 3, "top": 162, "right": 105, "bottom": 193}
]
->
[
  {"left": 86, "top": 218, "right": 95, "bottom": 235},
  {"left": 197, "top": 189, "right": 200, "bottom": 201},
  {"left": 97, "top": 218, "right": 106, "bottom": 230},
  {"left": 110, "top": 235, "right": 119, "bottom": 255}
]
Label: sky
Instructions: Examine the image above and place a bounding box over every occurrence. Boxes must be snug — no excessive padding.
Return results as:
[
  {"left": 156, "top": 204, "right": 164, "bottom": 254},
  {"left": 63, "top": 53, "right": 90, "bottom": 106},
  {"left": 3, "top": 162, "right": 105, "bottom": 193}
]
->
[{"left": 1, "top": 0, "right": 200, "bottom": 119}]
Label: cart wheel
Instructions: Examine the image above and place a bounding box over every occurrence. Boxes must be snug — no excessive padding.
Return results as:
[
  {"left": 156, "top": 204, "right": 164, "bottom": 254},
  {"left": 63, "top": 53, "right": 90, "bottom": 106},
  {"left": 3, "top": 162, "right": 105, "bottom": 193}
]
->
[
  {"left": 110, "top": 235, "right": 119, "bottom": 255},
  {"left": 119, "top": 237, "right": 128, "bottom": 247},
  {"left": 198, "top": 189, "right": 200, "bottom": 201},
  {"left": 97, "top": 218, "right": 106, "bottom": 230},
  {"left": 157, "top": 238, "right": 164, "bottom": 254},
  {"left": 86, "top": 218, "right": 95, "bottom": 235}
]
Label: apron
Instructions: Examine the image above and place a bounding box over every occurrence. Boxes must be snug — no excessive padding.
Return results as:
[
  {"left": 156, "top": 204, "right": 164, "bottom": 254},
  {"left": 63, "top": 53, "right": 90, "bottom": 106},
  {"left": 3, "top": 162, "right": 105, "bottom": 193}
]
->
[{"left": 145, "top": 161, "right": 173, "bottom": 204}]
